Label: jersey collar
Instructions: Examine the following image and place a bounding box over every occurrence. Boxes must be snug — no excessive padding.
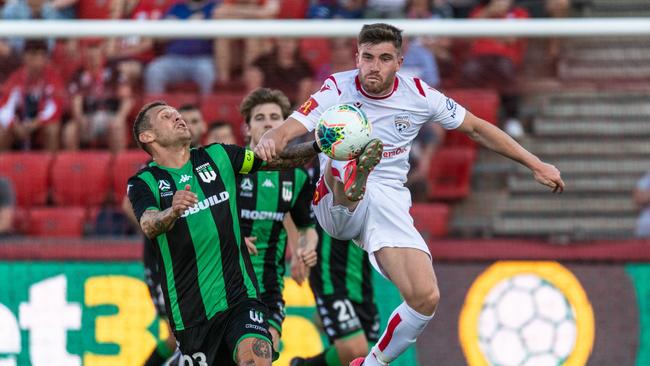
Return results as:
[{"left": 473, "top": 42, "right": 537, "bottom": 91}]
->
[{"left": 355, "top": 74, "right": 399, "bottom": 100}]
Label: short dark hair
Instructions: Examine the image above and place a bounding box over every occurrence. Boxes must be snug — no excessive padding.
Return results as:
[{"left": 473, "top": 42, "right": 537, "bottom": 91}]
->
[
  {"left": 358, "top": 23, "right": 403, "bottom": 52},
  {"left": 178, "top": 103, "right": 199, "bottom": 113},
  {"left": 240, "top": 88, "right": 291, "bottom": 124},
  {"left": 133, "top": 101, "right": 167, "bottom": 153},
  {"left": 208, "top": 121, "right": 232, "bottom": 131},
  {"left": 24, "top": 40, "right": 48, "bottom": 54}
]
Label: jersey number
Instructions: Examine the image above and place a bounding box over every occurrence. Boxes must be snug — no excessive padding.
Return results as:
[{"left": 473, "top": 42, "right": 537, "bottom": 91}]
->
[
  {"left": 333, "top": 299, "right": 357, "bottom": 322},
  {"left": 180, "top": 352, "right": 207, "bottom": 366}
]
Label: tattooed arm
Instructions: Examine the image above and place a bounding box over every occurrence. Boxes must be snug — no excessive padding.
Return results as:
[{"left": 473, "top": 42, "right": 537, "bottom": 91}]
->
[
  {"left": 259, "top": 140, "right": 319, "bottom": 170},
  {"left": 140, "top": 185, "right": 198, "bottom": 239},
  {"left": 235, "top": 337, "right": 272, "bottom": 366}
]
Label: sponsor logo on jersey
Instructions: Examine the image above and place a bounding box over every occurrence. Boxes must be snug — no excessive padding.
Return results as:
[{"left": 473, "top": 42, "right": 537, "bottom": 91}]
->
[
  {"left": 262, "top": 178, "right": 275, "bottom": 188},
  {"left": 394, "top": 113, "right": 411, "bottom": 134},
  {"left": 298, "top": 97, "right": 319, "bottom": 116},
  {"left": 179, "top": 174, "right": 192, "bottom": 184},
  {"left": 446, "top": 97, "right": 458, "bottom": 119},
  {"left": 195, "top": 163, "right": 217, "bottom": 183},
  {"left": 180, "top": 191, "right": 229, "bottom": 218},
  {"left": 383, "top": 147, "right": 408, "bottom": 159},
  {"left": 249, "top": 310, "right": 264, "bottom": 323},
  {"left": 282, "top": 181, "right": 293, "bottom": 202},
  {"left": 240, "top": 209, "right": 285, "bottom": 221}
]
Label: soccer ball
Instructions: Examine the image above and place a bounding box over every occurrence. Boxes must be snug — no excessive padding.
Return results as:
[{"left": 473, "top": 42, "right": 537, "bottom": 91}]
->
[
  {"left": 315, "top": 104, "right": 372, "bottom": 161},
  {"left": 478, "top": 274, "right": 577, "bottom": 366}
]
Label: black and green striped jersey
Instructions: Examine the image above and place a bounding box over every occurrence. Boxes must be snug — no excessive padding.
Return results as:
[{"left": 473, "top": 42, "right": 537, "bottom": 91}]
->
[
  {"left": 236, "top": 168, "right": 314, "bottom": 301},
  {"left": 309, "top": 225, "right": 374, "bottom": 303},
  {"left": 127, "top": 143, "right": 263, "bottom": 331}
]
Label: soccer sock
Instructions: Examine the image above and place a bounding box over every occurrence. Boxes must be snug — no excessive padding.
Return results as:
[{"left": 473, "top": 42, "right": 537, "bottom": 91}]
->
[
  {"left": 364, "top": 302, "right": 434, "bottom": 366},
  {"left": 144, "top": 339, "right": 174, "bottom": 366},
  {"left": 330, "top": 159, "right": 350, "bottom": 183}
]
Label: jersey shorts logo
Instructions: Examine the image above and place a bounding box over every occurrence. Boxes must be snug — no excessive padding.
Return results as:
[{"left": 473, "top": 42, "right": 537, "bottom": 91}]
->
[
  {"left": 394, "top": 113, "right": 411, "bottom": 134},
  {"left": 195, "top": 163, "right": 217, "bottom": 183},
  {"left": 179, "top": 174, "right": 192, "bottom": 184},
  {"left": 298, "top": 97, "right": 319, "bottom": 116},
  {"left": 249, "top": 310, "right": 264, "bottom": 323},
  {"left": 158, "top": 180, "right": 173, "bottom": 197},
  {"left": 282, "top": 181, "right": 293, "bottom": 202}
]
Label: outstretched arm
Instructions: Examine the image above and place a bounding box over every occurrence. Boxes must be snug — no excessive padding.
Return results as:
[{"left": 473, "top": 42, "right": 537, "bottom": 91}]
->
[
  {"left": 255, "top": 118, "right": 309, "bottom": 161},
  {"left": 456, "top": 112, "right": 565, "bottom": 193},
  {"left": 259, "top": 140, "right": 319, "bottom": 170}
]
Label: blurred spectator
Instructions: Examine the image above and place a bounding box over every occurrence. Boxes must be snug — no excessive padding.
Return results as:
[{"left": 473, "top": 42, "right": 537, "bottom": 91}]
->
[
  {"left": 406, "top": 123, "right": 443, "bottom": 202},
  {"left": 0, "top": 39, "right": 21, "bottom": 83},
  {"left": 313, "top": 37, "right": 356, "bottom": 82},
  {"left": 461, "top": 0, "right": 528, "bottom": 139},
  {"left": 307, "top": 0, "right": 365, "bottom": 18},
  {"left": 204, "top": 121, "right": 237, "bottom": 145},
  {"left": 245, "top": 38, "right": 313, "bottom": 106},
  {"left": 634, "top": 172, "right": 650, "bottom": 238},
  {"left": 447, "top": 0, "right": 479, "bottom": 17},
  {"left": 178, "top": 103, "right": 207, "bottom": 147},
  {"left": 365, "top": 0, "right": 406, "bottom": 18},
  {"left": 406, "top": 0, "right": 454, "bottom": 18},
  {"left": 0, "top": 177, "right": 15, "bottom": 236},
  {"left": 401, "top": 37, "right": 441, "bottom": 87},
  {"left": 62, "top": 39, "right": 134, "bottom": 153},
  {"left": 213, "top": 0, "right": 280, "bottom": 85},
  {"left": 2, "top": 0, "right": 78, "bottom": 50},
  {"left": 0, "top": 40, "right": 64, "bottom": 151},
  {"left": 144, "top": 0, "right": 218, "bottom": 95}
]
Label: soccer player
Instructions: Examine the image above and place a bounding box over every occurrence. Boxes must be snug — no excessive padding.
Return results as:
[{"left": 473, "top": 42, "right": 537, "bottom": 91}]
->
[
  {"left": 236, "top": 87, "right": 319, "bottom": 351},
  {"left": 254, "top": 23, "right": 565, "bottom": 366},
  {"left": 291, "top": 225, "right": 380, "bottom": 366},
  {"left": 127, "top": 101, "right": 318, "bottom": 365}
]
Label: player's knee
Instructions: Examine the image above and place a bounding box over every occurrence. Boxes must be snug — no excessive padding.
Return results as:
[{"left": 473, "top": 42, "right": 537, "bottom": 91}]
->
[{"left": 405, "top": 283, "right": 440, "bottom": 316}]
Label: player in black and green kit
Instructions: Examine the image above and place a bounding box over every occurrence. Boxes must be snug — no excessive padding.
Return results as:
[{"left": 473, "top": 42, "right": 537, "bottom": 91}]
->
[
  {"left": 127, "top": 101, "right": 318, "bottom": 366},
  {"left": 237, "top": 88, "right": 319, "bottom": 351}
]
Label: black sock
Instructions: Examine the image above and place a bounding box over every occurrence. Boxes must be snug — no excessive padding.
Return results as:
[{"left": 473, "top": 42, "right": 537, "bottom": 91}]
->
[
  {"left": 143, "top": 348, "right": 168, "bottom": 366},
  {"left": 303, "top": 352, "right": 328, "bottom": 366}
]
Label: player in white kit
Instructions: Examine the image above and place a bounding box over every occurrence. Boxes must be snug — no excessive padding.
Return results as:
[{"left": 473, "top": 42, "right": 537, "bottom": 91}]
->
[{"left": 255, "top": 23, "right": 565, "bottom": 366}]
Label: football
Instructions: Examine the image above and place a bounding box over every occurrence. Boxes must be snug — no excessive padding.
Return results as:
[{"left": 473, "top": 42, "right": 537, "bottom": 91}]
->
[{"left": 315, "top": 104, "right": 372, "bottom": 161}]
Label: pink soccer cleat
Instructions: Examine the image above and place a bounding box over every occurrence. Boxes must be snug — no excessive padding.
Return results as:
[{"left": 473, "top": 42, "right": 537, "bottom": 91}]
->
[
  {"left": 349, "top": 358, "right": 365, "bottom": 366},
  {"left": 343, "top": 138, "right": 383, "bottom": 201}
]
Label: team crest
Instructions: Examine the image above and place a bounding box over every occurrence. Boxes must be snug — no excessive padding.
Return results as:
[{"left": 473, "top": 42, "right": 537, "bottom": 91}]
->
[
  {"left": 282, "top": 181, "right": 293, "bottom": 202},
  {"left": 158, "top": 179, "right": 173, "bottom": 197},
  {"left": 240, "top": 177, "right": 253, "bottom": 197},
  {"left": 195, "top": 163, "right": 217, "bottom": 183},
  {"left": 394, "top": 113, "right": 411, "bottom": 134}
]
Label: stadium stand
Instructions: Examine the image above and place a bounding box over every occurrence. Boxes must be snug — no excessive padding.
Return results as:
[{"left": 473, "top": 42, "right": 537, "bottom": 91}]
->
[
  {"left": 0, "top": 152, "right": 52, "bottom": 207},
  {"left": 51, "top": 151, "right": 112, "bottom": 207},
  {"left": 428, "top": 147, "right": 476, "bottom": 201},
  {"left": 410, "top": 203, "right": 450, "bottom": 239},
  {"left": 27, "top": 206, "right": 87, "bottom": 237},
  {"left": 112, "top": 150, "right": 150, "bottom": 201}
]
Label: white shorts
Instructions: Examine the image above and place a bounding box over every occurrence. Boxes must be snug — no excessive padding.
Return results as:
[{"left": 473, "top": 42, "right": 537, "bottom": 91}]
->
[{"left": 312, "top": 177, "right": 431, "bottom": 275}]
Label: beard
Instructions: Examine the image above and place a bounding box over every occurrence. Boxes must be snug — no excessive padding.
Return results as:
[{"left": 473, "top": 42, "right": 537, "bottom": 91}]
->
[{"left": 361, "top": 73, "right": 393, "bottom": 95}]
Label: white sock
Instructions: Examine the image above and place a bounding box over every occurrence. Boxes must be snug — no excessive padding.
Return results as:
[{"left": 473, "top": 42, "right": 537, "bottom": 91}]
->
[
  {"left": 329, "top": 159, "right": 352, "bottom": 183},
  {"left": 364, "top": 302, "right": 434, "bottom": 365}
]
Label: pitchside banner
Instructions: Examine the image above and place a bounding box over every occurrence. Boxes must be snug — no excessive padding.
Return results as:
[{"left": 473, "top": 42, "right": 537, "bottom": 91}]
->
[{"left": 0, "top": 261, "right": 647, "bottom": 366}]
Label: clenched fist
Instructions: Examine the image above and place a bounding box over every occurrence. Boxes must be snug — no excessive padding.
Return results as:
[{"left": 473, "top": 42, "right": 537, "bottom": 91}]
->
[{"left": 172, "top": 185, "right": 199, "bottom": 218}]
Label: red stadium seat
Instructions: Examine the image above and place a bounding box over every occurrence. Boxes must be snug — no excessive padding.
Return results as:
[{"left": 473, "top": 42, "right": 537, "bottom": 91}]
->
[
  {"left": 0, "top": 152, "right": 53, "bottom": 206},
  {"left": 300, "top": 38, "right": 331, "bottom": 75},
  {"left": 112, "top": 150, "right": 150, "bottom": 202},
  {"left": 428, "top": 147, "right": 476, "bottom": 201},
  {"left": 51, "top": 151, "right": 112, "bottom": 207},
  {"left": 27, "top": 207, "right": 86, "bottom": 237},
  {"left": 278, "top": 0, "right": 307, "bottom": 18},
  {"left": 442, "top": 89, "right": 500, "bottom": 149},
  {"left": 12, "top": 207, "right": 29, "bottom": 235},
  {"left": 77, "top": 0, "right": 112, "bottom": 19},
  {"left": 410, "top": 203, "right": 449, "bottom": 239},
  {"left": 143, "top": 93, "right": 201, "bottom": 109},
  {"left": 200, "top": 93, "right": 246, "bottom": 143}
]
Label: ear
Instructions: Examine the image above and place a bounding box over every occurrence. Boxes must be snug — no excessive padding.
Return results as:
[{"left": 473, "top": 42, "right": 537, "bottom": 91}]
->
[
  {"left": 244, "top": 123, "right": 251, "bottom": 138},
  {"left": 138, "top": 130, "right": 155, "bottom": 145}
]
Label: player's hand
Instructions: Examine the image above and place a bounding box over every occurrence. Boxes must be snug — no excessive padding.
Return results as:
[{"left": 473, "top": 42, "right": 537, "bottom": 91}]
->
[
  {"left": 290, "top": 254, "right": 307, "bottom": 285},
  {"left": 244, "top": 236, "right": 258, "bottom": 256},
  {"left": 533, "top": 162, "right": 565, "bottom": 193},
  {"left": 297, "top": 247, "right": 317, "bottom": 268},
  {"left": 171, "top": 185, "right": 198, "bottom": 218},
  {"left": 254, "top": 133, "right": 277, "bottom": 161}
]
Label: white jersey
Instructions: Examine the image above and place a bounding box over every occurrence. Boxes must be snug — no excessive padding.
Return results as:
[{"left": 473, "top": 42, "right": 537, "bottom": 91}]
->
[{"left": 290, "top": 69, "right": 467, "bottom": 185}]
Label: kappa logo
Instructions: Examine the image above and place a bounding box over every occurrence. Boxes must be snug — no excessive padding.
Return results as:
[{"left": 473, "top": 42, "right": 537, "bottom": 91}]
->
[
  {"left": 262, "top": 179, "right": 275, "bottom": 188},
  {"left": 394, "top": 113, "right": 411, "bottom": 134},
  {"left": 195, "top": 163, "right": 217, "bottom": 183},
  {"left": 249, "top": 310, "right": 264, "bottom": 324},
  {"left": 158, "top": 180, "right": 170, "bottom": 191},
  {"left": 179, "top": 174, "right": 192, "bottom": 184},
  {"left": 282, "top": 181, "right": 293, "bottom": 202}
]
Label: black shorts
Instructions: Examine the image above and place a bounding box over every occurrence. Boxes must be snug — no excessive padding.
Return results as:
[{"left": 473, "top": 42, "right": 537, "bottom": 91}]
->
[
  {"left": 261, "top": 292, "right": 286, "bottom": 335},
  {"left": 314, "top": 292, "right": 381, "bottom": 344},
  {"left": 174, "top": 299, "right": 273, "bottom": 366},
  {"left": 143, "top": 238, "right": 167, "bottom": 317}
]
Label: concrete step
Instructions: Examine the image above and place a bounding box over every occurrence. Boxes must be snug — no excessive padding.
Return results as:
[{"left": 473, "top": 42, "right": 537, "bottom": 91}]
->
[
  {"left": 559, "top": 62, "right": 650, "bottom": 80},
  {"left": 508, "top": 176, "right": 638, "bottom": 194},
  {"left": 563, "top": 47, "right": 650, "bottom": 62},
  {"left": 515, "top": 158, "right": 650, "bottom": 175},
  {"left": 499, "top": 197, "right": 636, "bottom": 215},
  {"left": 493, "top": 216, "right": 637, "bottom": 237},
  {"left": 533, "top": 120, "right": 650, "bottom": 137},
  {"left": 524, "top": 139, "right": 650, "bottom": 156},
  {"left": 538, "top": 101, "right": 650, "bottom": 118}
]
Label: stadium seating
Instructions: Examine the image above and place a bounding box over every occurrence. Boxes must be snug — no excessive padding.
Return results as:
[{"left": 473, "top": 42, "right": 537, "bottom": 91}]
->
[
  {"left": 442, "top": 88, "right": 500, "bottom": 150},
  {"left": 143, "top": 93, "right": 201, "bottom": 109},
  {"left": 300, "top": 38, "right": 331, "bottom": 73},
  {"left": 200, "top": 93, "right": 246, "bottom": 143},
  {"left": 51, "top": 151, "right": 112, "bottom": 207},
  {"left": 112, "top": 150, "right": 150, "bottom": 201},
  {"left": 27, "top": 207, "right": 86, "bottom": 237},
  {"left": 278, "top": 0, "right": 307, "bottom": 18},
  {"left": 77, "top": 0, "right": 112, "bottom": 19},
  {"left": 0, "top": 152, "right": 53, "bottom": 206},
  {"left": 428, "top": 147, "right": 476, "bottom": 201},
  {"left": 410, "top": 203, "right": 450, "bottom": 239}
]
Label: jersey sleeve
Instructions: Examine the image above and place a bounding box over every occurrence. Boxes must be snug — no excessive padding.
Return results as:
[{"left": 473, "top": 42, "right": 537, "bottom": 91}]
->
[
  {"left": 218, "top": 143, "right": 264, "bottom": 175},
  {"left": 289, "top": 75, "right": 341, "bottom": 132},
  {"left": 127, "top": 176, "right": 159, "bottom": 222},
  {"left": 289, "top": 169, "right": 316, "bottom": 228},
  {"left": 423, "top": 82, "right": 466, "bottom": 130}
]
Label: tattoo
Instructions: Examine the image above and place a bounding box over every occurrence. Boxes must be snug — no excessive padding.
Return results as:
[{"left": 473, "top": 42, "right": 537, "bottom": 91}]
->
[
  {"left": 252, "top": 339, "right": 272, "bottom": 359},
  {"left": 261, "top": 141, "right": 317, "bottom": 170},
  {"left": 140, "top": 208, "right": 177, "bottom": 239}
]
